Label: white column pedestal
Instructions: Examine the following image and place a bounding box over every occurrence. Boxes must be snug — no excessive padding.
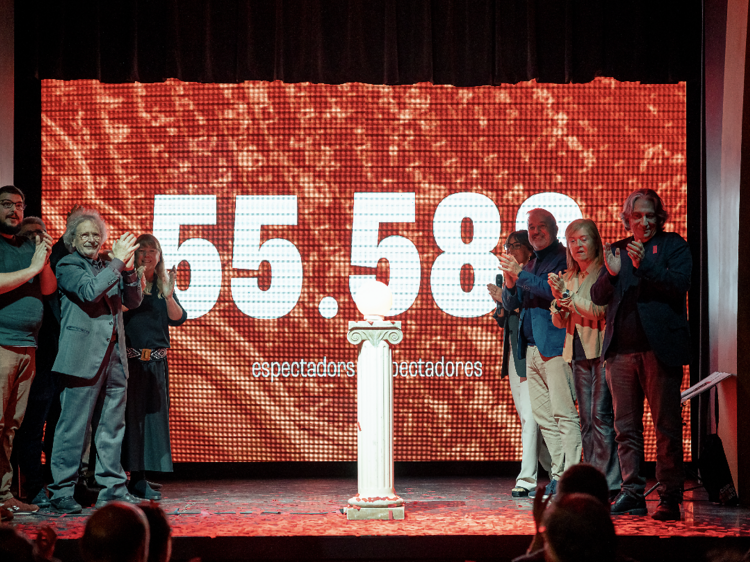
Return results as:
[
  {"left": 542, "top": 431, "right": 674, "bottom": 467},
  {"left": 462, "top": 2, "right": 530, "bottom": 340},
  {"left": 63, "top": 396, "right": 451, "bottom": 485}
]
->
[{"left": 346, "top": 321, "right": 404, "bottom": 520}]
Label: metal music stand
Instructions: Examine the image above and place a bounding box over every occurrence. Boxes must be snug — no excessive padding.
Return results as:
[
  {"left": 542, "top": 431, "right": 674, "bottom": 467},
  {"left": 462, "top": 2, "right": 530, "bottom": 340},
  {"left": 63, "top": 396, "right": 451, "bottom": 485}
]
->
[{"left": 644, "top": 371, "right": 736, "bottom": 498}]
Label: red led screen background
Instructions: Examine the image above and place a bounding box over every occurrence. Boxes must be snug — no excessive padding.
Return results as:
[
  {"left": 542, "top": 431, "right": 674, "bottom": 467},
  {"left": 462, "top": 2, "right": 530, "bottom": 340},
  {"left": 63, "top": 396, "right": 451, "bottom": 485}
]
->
[{"left": 41, "top": 78, "right": 689, "bottom": 462}]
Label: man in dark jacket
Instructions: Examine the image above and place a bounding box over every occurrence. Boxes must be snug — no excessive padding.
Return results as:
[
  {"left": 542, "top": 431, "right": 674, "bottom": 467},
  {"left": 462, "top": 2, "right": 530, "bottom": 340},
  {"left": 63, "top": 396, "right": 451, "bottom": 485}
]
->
[{"left": 591, "top": 188, "right": 691, "bottom": 521}]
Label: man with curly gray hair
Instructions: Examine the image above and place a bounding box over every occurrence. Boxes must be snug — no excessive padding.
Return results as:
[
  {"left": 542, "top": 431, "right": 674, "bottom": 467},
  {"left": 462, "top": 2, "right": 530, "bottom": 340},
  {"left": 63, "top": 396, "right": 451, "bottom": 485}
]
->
[
  {"left": 48, "top": 208, "right": 143, "bottom": 514},
  {"left": 591, "top": 188, "right": 690, "bottom": 522}
]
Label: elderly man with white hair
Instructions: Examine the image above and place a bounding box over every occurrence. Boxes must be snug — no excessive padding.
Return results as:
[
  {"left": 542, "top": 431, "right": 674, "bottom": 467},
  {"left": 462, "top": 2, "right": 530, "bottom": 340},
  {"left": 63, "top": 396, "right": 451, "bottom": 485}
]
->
[{"left": 49, "top": 209, "right": 142, "bottom": 514}]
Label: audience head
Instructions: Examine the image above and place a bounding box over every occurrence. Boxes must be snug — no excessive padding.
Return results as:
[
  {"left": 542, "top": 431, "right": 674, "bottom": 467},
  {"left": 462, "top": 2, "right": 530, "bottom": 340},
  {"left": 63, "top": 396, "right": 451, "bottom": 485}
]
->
[
  {"left": 556, "top": 463, "right": 610, "bottom": 507},
  {"left": 527, "top": 208, "right": 558, "bottom": 252},
  {"left": 620, "top": 188, "right": 668, "bottom": 243},
  {"left": 135, "top": 234, "right": 166, "bottom": 292},
  {"left": 19, "top": 217, "right": 47, "bottom": 243},
  {"left": 0, "top": 185, "right": 26, "bottom": 236},
  {"left": 80, "top": 502, "right": 149, "bottom": 562},
  {"left": 504, "top": 230, "right": 534, "bottom": 266},
  {"left": 0, "top": 526, "right": 35, "bottom": 562},
  {"left": 542, "top": 493, "right": 616, "bottom": 562},
  {"left": 64, "top": 208, "right": 109, "bottom": 258},
  {"left": 564, "top": 218, "right": 604, "bottom": 274},
  {"left": 139, "top": 503, "right": 172, "bottom": 562}
]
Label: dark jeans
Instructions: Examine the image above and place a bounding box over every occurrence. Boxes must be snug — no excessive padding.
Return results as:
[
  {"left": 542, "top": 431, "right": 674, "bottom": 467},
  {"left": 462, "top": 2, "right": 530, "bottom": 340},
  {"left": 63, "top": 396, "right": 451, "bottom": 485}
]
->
[
  {"left": 14, "top": 369, "right": 59, "bottom": 498},
  {"left": 572, "top": 358, "right": 621, "bottom": 493},
  {"left": 605, "top": 351, "right": 684, "bottom": 503}
]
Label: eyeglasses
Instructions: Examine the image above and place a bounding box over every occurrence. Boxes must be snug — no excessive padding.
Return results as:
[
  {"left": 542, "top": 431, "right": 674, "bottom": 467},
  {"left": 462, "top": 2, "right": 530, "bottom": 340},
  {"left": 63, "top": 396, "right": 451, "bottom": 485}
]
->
[
  {"left": 504, "top": 242, "right": 524, "bottom": 251},
  {"left": 0, "top": 200, "right": 26, "bottom": 211},
  {"left": 77, "top": 232, "right": 101, "bottom": 241}
]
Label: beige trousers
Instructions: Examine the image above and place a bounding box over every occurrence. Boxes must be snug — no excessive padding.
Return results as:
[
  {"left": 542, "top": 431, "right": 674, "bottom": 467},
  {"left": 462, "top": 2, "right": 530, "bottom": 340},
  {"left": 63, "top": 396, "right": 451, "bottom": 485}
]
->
[
  {"left": 526, "top": 345, "right": 581, "bottom": 481},
  {"left": 0, "top": 345, "right": 36, "bottom": 501}
]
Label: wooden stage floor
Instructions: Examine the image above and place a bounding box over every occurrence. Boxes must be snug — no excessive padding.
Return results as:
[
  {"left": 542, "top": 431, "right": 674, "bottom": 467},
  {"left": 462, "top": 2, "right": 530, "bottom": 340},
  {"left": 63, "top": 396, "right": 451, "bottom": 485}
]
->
[{"left": 9, "top": 476, "right": 750, "bottom": 562}]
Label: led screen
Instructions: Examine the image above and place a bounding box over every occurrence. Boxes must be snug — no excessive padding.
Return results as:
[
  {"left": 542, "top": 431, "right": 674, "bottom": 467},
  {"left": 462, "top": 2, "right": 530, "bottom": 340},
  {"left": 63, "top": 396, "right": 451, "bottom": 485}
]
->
[{"left": 41, "top": 78, "right": 689, "bottom": 461}]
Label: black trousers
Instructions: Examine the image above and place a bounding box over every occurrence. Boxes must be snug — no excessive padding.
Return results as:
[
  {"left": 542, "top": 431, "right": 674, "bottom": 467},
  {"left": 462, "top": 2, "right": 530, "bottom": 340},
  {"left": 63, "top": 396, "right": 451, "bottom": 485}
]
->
[{"left": 605, "top": 350, "right": 684, "bottom": 503}]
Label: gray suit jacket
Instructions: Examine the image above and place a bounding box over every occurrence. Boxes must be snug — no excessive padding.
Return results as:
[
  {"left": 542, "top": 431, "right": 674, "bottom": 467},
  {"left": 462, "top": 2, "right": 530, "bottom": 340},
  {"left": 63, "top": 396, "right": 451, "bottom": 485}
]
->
[{"left": 53, "top": 250, "right": 143, "bottom": 378}]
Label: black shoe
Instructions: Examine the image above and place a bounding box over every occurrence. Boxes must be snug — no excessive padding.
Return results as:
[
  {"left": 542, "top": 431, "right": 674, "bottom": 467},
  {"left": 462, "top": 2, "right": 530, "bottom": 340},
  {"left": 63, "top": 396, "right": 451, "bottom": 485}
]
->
[
  {"left": 50, "top": 496, "right": 83, "bottom": 514},
  {"left": 651, "top": 499, "right": 681, "bottom": 521},
  {"left": 511, "top": 486, "right": 529, "bottom": 498},
  {"left": 610, "top": 492, "right": 648, "bottom": 516},
  {"left": 540, "top": 479, "right": 558, "bottom": 499},
  {"left": 94, "top": 492, "right": 142, "bottom": 509},
  {"left": 30, "top": 489, "right": 51, "bottom": 509},
  {"left": 147, "top": 480, "right": 163, "bottom": 490},
  {"left": 130, "top": 479, "right": 162, "bottom": 501}
]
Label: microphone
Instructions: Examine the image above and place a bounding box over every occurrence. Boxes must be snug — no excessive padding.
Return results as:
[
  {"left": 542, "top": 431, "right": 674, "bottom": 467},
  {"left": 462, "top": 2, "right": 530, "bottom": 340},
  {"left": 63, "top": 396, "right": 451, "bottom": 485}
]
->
[{"left": 496, "top": 273, "right": 503, "bottom": 287}]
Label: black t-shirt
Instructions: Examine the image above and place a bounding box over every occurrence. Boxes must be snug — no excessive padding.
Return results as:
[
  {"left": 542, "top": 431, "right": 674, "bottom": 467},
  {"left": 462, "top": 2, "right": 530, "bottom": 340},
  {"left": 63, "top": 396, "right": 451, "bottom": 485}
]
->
[{"left": 124, "top": 291, "right": 187, "bottom": 349}]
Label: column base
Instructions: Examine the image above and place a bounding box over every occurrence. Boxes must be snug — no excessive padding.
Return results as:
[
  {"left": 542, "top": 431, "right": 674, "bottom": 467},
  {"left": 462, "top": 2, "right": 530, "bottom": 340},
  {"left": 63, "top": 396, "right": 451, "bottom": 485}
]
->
[
  {"left": 346, "top": 506, "right": 405, "bottom": 520},
  {"left": 348, "top": 494, "right": 404, "bottom": 508}
]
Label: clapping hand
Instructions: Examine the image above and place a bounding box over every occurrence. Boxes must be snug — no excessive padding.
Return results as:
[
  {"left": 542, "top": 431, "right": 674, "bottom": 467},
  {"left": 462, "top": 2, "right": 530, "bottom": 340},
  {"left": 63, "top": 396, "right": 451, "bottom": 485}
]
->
[
  {"left": 626, "top": 241, "right": 645, "bottom": 269},
  {"left": 603, "top": 243, "right": 621, "bottom": 276},
  {"left": 486, "top": 282, "right": 502, "bottom": 303},
  {"left": 498, "top": 255, "right": 522, "bottom": 288},
  {"left": 110, "top": 233, "right": 140, "bottom": 269},
  {"left": 525, "top": 483, "right": 554, "bottom": 553},
  {"left": 29, "top": 233, "right": 52, "bottom": 275},
  {"left": 34, "top": 526, "right": 57, "bottom": 561},
  {"left": 161, "top": 265, "right": 177, "bottom": 299},
  {"left": 41, "top": 231, "right": 54, "bottom": 260},
  {"left": 136, "top": 265, "right": 148, "bottom": 294},
  {"left": 548, "top": 272, "right": 565, "bottom": 300}
]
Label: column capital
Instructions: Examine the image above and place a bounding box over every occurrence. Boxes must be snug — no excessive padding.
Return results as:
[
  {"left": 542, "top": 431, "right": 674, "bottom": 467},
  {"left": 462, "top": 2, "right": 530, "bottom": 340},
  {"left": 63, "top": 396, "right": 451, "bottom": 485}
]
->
[{"left": 347, "top": 320, "right": 403, "bottom": 348}]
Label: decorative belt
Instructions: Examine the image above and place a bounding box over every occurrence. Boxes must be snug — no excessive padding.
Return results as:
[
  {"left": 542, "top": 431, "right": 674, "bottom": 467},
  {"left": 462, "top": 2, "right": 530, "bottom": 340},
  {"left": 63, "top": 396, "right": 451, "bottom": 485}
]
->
[{"left": 127, "top": 348, "right": 168, "bottom": 362}]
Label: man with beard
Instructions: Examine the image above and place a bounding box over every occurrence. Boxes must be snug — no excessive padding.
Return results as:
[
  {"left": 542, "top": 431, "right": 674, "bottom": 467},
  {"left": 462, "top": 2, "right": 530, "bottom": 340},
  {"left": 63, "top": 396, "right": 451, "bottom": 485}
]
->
[
  {"left": 0, "top": 186, "right": 55, "bottom": 517},
  {"left": 48, "top": 209, "right": 142, "bottom": 514}
]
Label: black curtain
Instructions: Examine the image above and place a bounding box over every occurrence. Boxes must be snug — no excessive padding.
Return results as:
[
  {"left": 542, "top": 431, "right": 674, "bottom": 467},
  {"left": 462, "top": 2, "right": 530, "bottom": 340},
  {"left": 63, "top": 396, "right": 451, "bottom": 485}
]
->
[{"left": 20, "top": 0, "right": 699, "bottom": 86}]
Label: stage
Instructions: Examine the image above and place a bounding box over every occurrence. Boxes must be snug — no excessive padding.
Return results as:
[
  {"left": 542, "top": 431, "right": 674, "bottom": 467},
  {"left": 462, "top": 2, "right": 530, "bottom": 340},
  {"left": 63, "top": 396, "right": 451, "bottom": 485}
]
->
[{"left": 8, "top": 474, "right": 750, "bottom": 562}]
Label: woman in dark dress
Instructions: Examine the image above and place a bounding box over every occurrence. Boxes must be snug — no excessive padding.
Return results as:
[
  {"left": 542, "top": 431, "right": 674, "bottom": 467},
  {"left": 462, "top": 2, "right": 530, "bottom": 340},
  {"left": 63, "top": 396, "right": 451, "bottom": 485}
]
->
[{"left": 123, "top": 234, "right": 187, "bottom": 500}]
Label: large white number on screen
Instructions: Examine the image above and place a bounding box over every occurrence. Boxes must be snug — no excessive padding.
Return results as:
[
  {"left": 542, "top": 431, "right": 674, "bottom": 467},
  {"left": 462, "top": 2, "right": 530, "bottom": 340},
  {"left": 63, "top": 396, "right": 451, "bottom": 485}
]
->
[
  {"left": 153, "top": 195, "right": 222, "bottom": 320},
  {"left": 349, "top": 193, "right": 421, "bottom": 316},
  {"left": 515, "top": 192, "right": 583, "bottom": 245},
  {"left": 431, "top": 193, "right": 501, "bottom": 318},
  {"left": 231, "top": 195, "right": 303, "bottom": 319}
]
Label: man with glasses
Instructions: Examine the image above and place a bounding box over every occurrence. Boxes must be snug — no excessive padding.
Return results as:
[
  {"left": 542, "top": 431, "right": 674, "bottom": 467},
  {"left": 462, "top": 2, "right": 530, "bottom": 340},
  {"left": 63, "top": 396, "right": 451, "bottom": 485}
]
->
[
  {"left": 500, "top": 209, "right": 581, "bottom": 499},
  {"left": 0, "top": 186, "right": 56, "bottom": 518},
  {"left": 488, "top": 230, "right": 551, "bottom": 498},
  {"left": 48, "top": 208, "right": 142, "bottom": 514}
]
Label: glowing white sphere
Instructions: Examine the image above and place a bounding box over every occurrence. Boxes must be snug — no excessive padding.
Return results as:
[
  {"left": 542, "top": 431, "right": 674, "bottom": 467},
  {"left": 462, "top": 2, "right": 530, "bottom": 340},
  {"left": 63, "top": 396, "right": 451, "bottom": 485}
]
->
[{"left": 354, "top": 280, "right": 393, "bottom": 321}]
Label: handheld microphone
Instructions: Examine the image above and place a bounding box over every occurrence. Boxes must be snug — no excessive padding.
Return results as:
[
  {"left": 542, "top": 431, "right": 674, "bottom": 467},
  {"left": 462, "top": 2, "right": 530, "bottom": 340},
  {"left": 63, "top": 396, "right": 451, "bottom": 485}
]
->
[{"left": 496, "top": 273, "right": 503, "bottom": 287}]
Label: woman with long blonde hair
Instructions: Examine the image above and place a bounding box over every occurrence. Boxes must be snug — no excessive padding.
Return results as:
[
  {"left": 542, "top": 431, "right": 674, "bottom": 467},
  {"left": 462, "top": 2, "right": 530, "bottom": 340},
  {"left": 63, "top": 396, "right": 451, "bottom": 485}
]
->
[
  {"left": 548, "top": 219, "right": 621, "bottom": 499},
  {"left": 122, "top": 234, "right": 187, "bottom": 500}
]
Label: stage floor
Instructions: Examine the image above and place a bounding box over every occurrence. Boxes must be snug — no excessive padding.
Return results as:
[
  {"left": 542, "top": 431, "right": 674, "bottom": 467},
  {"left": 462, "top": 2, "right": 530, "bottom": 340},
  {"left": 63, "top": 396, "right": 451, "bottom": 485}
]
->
[{"left": 10, "top": 477, "right": 750, "bottom": 561}]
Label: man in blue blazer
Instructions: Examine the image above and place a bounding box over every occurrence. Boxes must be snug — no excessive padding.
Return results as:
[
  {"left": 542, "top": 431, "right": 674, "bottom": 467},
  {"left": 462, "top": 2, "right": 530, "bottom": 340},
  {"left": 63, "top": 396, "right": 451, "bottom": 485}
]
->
[
  {"left": 48, "top": 209, "right": 142, "bottom": 514},
  {"left": 501, "top": 209, "right": 581, "bottom": 498},
  {"left": 591, "top": 188, "right": 691, "bottom": 521}
]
